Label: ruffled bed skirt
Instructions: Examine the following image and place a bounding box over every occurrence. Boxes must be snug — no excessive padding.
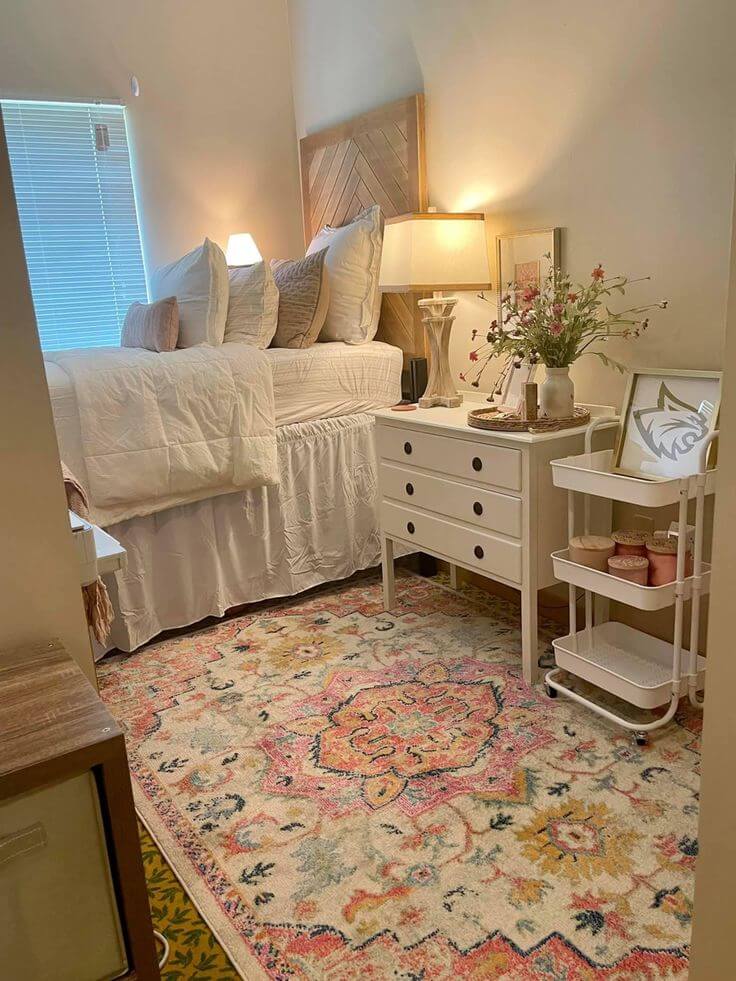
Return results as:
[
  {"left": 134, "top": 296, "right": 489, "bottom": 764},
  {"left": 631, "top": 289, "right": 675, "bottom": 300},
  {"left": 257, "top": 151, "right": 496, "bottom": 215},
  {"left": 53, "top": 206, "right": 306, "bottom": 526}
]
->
[{"left": 103, "top": 413, "right": 385, "bottom": 653}]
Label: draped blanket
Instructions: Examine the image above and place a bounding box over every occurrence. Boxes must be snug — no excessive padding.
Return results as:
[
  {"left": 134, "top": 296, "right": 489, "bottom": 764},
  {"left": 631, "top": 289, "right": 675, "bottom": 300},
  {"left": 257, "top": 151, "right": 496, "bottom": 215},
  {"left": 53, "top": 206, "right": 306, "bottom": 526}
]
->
[{"left": 45, "top": 344, "right": 278, "bottom": 526}]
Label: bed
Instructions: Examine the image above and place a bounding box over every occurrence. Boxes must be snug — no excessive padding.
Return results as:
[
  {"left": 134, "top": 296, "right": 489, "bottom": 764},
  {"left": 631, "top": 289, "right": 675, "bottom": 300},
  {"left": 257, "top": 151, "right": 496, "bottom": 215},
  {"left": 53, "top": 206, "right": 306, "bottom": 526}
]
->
[{"left": 47, "top": 95, "right": 428, "bottom": 653}]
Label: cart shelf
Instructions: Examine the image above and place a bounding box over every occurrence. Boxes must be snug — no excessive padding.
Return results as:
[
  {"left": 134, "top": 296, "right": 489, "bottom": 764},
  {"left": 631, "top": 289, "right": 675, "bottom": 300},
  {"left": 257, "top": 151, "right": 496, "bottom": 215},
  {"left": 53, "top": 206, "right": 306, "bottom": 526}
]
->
[
  {"left": 552, "top": 621, "right": 706, "bottom": 710},
  {"left": 550, "top": 448, "right": 717, "bottom": 506},
  {"left": 551, "top": 549, "right": 711, "bottom": 611}
]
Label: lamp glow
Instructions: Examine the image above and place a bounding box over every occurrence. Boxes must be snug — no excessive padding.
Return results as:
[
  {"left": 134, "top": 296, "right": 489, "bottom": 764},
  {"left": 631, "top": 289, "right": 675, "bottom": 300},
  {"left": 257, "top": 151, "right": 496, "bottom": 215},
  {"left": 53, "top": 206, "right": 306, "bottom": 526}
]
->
[{"left": 226, "top": 233, "right": 262, "bottom": 266}]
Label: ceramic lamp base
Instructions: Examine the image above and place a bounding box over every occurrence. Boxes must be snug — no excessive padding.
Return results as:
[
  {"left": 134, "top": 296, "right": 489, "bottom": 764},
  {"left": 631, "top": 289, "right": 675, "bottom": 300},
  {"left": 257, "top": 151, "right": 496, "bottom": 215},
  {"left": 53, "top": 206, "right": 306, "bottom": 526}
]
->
[{"left": 417, "top": 295, "right": 462, "bottom": 408}]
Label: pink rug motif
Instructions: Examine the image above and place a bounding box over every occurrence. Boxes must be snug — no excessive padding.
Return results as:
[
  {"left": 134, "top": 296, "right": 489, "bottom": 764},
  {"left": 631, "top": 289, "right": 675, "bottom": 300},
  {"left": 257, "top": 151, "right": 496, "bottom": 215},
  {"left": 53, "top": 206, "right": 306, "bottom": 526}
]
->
[{"left": 99, "top": 572, "right": 700, "bottom": 980}]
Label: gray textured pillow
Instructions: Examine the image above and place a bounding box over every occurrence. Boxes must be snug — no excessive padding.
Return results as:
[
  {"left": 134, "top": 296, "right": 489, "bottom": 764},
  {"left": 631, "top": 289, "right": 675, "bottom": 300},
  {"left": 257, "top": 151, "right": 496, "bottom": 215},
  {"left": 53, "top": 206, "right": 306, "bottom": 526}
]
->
[
  {"left": 270, "top": 249, "right": 329, "bottom": 349},
  {"left": 121, "top": 296, "right": 179, "bottom": 352}
]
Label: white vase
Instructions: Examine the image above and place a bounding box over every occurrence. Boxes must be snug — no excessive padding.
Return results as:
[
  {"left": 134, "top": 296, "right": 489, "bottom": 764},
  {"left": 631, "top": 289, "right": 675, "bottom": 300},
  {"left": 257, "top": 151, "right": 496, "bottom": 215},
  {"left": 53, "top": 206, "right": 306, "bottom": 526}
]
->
[{"left": 540, "top": 366, "right": 574, "bottom": 419}]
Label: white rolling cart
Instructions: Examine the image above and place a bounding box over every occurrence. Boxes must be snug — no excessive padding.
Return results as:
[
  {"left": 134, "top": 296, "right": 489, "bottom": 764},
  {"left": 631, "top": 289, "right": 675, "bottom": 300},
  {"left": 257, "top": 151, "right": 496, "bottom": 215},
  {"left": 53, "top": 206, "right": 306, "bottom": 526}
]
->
[{"left": 544, "top": 416, "right": 716, "bottom": 745}]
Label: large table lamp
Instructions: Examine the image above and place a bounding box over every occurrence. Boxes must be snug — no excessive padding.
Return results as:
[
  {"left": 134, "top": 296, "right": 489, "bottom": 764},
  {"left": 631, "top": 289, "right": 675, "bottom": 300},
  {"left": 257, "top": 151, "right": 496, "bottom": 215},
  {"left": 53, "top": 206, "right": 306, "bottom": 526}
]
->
[{"left": 379, "top": 212, "right": 491, "bottom": 407}]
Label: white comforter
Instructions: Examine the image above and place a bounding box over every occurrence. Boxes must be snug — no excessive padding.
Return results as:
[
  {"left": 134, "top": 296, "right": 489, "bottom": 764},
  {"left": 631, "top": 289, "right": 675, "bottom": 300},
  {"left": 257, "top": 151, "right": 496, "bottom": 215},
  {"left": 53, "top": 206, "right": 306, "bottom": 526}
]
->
[{"left": 44, "top": 344, "right": 278, "bottom": 526}]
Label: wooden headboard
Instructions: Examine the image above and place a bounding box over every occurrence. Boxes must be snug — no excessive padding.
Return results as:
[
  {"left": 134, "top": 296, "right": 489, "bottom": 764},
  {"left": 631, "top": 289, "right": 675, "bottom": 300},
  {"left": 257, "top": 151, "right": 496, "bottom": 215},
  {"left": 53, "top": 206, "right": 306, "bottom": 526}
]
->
[{"left": 299, "top": 94, "right": 428, "bottom": 360}]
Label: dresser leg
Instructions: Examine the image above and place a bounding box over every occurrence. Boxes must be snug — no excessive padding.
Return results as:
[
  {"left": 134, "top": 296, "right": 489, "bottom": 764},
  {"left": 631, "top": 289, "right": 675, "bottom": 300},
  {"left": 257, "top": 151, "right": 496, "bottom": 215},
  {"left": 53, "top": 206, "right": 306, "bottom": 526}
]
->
[
  {"left": 449, "top": 564, "right": 459, "bottom": 590},
  {"left": 381, "top": 536, "right": 396, "bottom": 611},
  {"left": 521, "top": 588, "right": 539, "bottom": 686}
]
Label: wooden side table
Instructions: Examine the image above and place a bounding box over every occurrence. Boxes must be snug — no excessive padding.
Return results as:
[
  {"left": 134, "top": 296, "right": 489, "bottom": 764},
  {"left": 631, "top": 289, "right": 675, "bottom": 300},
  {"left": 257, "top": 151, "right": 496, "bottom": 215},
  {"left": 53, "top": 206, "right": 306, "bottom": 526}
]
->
[
  {"left": 0, "top": 640, "right": 160, "bottom": 980},
  {"left": 374, "top": 402, "right": 617, "bottom": 684}
]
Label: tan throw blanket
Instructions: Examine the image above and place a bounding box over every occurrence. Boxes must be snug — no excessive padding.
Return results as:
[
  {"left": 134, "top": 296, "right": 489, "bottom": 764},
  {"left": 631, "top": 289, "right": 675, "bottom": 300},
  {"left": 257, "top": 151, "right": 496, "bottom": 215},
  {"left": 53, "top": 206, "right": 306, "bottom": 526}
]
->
[{"left": 62, "top": 462, "right": 114, "bottom": 645}]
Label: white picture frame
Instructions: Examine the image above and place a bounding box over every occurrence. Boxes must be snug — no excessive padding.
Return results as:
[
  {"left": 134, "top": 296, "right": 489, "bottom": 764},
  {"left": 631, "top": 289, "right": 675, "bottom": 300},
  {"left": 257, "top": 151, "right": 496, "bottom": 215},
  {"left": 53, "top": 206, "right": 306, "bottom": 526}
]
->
[
  {"left": 614, "top": 368, "right": 722, "bottom": 480},
  {"left": 496, "top": 228, "right": 561, "bottom": 325},
  {"left": 498, "top": 361, "right": 537, "bottom": 414}
]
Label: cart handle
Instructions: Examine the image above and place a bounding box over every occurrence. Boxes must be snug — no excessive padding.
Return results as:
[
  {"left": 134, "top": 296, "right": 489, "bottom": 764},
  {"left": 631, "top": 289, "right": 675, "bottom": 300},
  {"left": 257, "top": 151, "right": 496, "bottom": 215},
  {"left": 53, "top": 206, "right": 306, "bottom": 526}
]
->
[
  {"left": 698, "top": 429, "right": 719, "bottom": 475},
  {"left": 584, "top": 415, "right": 620, "bottom": 455}
]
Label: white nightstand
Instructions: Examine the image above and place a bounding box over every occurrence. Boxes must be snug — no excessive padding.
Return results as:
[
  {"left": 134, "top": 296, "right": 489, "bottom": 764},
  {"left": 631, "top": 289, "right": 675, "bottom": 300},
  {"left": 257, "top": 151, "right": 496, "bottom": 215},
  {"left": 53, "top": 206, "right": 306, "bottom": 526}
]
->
[{"left": 374, "top": 401, "right": 617, "bottom": 684}]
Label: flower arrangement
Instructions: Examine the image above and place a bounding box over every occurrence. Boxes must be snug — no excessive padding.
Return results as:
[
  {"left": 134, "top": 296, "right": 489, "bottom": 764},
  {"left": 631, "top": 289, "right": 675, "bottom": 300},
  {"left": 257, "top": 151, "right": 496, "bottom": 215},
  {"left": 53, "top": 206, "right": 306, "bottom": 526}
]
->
[{"left": 461, "top": 259, "right": 668, "bottom": 392}]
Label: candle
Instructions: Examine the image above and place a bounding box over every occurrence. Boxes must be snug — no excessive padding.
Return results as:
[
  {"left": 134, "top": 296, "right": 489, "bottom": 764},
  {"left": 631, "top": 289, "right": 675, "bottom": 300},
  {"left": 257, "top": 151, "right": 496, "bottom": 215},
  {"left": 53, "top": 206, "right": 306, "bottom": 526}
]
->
[{"left": 569, "top": 535, "right": 616, "bottom": 572}]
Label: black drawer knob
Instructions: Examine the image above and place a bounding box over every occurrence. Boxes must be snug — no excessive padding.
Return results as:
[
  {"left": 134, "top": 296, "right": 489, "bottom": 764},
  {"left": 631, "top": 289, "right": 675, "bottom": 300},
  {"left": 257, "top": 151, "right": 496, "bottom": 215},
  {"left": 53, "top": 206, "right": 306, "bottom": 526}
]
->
[
  {"left": 474, "top": 545, "right": 484, "bottom": 559},
  {"left": 473, "top": 501, "right": 483, "bottom": 516},
  {"left": 405, "top": 482, "right": 414, "bottom": 496},
  {"left": 404, "top": 441, "right": 412, "bottom": 455},
  {"left": 472, "top": 456, "right": 483, "bottom": 472},
  {"left": 407, "top": 521, "right": 415, "bottom": 534}
]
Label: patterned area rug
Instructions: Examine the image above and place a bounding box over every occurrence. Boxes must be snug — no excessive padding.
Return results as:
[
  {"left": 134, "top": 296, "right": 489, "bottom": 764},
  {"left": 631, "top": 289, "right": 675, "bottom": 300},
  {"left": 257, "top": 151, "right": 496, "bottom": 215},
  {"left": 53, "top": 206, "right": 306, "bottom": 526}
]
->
[{"left": 99, "top": 572, "right": 700, "bottom": 979}]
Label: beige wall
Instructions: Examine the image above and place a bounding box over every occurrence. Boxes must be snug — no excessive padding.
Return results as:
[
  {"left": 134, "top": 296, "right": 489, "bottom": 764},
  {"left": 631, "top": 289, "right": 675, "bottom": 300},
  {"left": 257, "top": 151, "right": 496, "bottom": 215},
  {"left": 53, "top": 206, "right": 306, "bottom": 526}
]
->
[
  {"left": 0, "top": 0, "right": 304, "bottom": 271},
  {"left": 689, "top": 171, "right": 736, "bottom": 978},
  {"left": 288, "top": 0, "right": 736, "bottom": 408},
  {"left": 0, "top": 117, "right": 94, "bottom": 683}
]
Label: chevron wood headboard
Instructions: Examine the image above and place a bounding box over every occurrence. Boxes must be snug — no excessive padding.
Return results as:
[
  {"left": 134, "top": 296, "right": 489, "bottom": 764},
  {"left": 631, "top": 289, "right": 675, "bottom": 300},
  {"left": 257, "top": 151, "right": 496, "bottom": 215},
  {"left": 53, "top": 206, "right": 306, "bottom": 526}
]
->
[{"left": 299, "top": 94, "right": 428, "bottom": 361}]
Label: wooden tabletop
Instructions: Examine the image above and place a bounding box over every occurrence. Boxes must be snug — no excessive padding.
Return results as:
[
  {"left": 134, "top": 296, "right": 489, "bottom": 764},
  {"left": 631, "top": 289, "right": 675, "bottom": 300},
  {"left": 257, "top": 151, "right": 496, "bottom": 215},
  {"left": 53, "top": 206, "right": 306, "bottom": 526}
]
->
[{"left": 0, "top": 639, "right": 120, "bottom": 787}]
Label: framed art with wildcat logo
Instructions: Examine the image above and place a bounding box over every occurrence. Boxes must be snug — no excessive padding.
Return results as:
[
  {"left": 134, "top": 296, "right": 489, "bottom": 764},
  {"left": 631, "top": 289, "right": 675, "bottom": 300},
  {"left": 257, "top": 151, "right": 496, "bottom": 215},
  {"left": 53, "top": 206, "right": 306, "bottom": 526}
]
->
[{"left": 613, "top": 368, "right": 721, "bottom": 480}]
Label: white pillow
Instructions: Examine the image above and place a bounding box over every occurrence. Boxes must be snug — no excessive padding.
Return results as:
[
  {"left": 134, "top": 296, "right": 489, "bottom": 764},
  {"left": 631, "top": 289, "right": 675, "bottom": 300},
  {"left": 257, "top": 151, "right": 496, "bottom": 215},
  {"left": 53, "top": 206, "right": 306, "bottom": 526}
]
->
[
  {"left": 224, "top": 261, "right": 279, "bottom": 348},
  {"left": 150, "top": 238, "right": 228, "bottom": 347},
  {"left": 306, "top": 205, "right": 384, "bottom": 344}
]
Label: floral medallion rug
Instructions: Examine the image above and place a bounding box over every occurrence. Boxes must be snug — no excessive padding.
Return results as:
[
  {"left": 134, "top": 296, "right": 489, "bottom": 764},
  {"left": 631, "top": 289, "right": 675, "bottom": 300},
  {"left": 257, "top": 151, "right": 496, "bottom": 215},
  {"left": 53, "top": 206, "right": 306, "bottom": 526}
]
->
[{"left": 99, "top": 571, "right": 700, "bottom": 980}]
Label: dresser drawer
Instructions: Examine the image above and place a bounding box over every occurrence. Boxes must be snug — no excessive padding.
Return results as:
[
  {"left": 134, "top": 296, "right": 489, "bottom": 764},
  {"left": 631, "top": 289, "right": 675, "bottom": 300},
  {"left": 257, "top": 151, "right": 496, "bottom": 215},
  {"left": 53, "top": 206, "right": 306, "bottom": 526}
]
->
[
  {"left": 380, "top": 462, "right": 522, "bottom": 538},
  {"left": 376, "top": 424, "right": 521, "bottom": 492},
  {"left": 381, "top": 500, "right": 522, "bottom": 584}
]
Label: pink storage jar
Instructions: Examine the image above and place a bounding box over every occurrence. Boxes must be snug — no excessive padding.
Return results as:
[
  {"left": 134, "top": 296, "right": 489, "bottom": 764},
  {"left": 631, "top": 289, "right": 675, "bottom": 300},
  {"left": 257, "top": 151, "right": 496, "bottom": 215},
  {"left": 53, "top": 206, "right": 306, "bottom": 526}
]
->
[
  {"left": 646, "top": 537, "right": 689, "bottom": 586},
  {"left": 612, "top": 529, "right": 649, "bottom": 558},
  {"left": 607, "top": 555, "right": 649, "bottom": 585},
  {"left": 569, "top": 535, "right": 615, "bottom": 572}
]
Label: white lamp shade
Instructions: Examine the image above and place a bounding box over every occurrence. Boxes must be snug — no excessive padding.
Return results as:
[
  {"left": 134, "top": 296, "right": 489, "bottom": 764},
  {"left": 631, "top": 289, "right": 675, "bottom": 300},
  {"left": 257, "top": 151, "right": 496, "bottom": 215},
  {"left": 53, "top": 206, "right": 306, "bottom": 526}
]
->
[
  {"left": 226, "top": 232, "right": 262, "bottom": 266},
  {"left": 379, "top": 213, "right": 491, "bottom": 292}
]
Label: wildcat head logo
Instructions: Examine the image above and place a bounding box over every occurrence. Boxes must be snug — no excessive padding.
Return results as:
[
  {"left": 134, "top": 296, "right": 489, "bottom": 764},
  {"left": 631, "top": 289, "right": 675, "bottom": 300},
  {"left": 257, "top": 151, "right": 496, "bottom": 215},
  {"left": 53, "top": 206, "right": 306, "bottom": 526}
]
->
[{"left": 633, "top": 384, "right": 709, "bottom": 461}]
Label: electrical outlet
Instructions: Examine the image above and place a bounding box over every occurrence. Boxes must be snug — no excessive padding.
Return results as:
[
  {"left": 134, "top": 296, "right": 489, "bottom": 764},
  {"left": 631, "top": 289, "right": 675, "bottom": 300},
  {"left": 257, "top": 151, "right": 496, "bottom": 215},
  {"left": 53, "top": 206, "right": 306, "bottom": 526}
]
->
[{"left": 634, "top": 514, "right": 655, "bottom": 533}]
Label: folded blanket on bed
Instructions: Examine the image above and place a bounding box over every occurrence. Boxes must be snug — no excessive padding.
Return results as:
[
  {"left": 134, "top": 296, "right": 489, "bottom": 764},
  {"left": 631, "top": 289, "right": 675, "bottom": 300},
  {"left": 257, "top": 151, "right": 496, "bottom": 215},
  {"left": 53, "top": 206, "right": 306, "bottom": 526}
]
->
[{"left": 45, "top": 344, "right": 278, "bottom": 525}]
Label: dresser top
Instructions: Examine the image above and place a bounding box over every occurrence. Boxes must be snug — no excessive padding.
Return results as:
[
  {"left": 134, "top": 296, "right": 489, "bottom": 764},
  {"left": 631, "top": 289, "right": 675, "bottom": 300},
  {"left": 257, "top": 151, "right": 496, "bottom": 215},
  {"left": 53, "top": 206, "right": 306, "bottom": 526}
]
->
[
  {"left": 0, "top": 639, "right": 120, "bottom": 787},
  {"left": 373, "top": 401, "right": 618, "bottom": 444}
]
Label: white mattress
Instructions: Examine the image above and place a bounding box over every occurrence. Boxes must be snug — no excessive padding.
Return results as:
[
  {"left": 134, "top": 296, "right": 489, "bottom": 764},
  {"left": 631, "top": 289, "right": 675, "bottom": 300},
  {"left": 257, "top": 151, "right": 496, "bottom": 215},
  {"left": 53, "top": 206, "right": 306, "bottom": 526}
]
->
[{"left": 268, "top": 340, "right": 402, "bottom": 426}]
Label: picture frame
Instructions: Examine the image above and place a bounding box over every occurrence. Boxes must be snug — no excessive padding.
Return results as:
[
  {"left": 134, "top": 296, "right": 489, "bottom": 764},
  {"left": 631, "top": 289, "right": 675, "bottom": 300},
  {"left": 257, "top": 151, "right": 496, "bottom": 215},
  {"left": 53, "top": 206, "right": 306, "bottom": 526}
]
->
[
  {"left": 496, "top": 227, "right": 562, "bottom": 325},
  {"left": 497, "top": 361, "right": 537, "bottom": 414},
  {"left": 613, "top": 368, "right": 722, "bottom": 480}
]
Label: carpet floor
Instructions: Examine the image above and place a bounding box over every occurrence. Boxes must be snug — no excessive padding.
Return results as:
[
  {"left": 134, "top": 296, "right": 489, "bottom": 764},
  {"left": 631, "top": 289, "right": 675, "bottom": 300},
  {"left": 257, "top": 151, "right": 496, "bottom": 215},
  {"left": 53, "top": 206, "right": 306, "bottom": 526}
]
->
[{"left": 101, "top": 571, "right": 700, "bottom": 979}]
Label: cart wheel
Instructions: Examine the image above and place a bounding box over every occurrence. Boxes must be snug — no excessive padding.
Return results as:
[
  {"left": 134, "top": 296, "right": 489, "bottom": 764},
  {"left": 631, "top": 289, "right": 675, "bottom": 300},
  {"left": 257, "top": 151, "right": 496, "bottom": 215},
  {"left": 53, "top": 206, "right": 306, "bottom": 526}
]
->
[
  {"left": 634, "top": 732, "right": 648, "bottom": 747},
  {"left": 545, "top": 685, "right": 557, "bottom": 699}
]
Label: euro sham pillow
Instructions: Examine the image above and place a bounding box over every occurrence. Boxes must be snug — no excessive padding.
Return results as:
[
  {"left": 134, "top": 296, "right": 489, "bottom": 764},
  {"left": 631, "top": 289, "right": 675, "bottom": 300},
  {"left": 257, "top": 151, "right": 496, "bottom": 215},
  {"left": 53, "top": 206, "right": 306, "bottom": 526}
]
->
[
  {"left": 270, "top": 249, "right": 330, "bottom": 349},
  {"left": 120, "top": 296, "right": 179, "bottom": 352},
  {"left": 224, "top": 261, "right": 279, "bottom": 348},
  {"left": 150, "top": 238, "right": 228, "bottom": 347},
  {"left": 306, "top": 204, "right": 384, "bottom": 344}
]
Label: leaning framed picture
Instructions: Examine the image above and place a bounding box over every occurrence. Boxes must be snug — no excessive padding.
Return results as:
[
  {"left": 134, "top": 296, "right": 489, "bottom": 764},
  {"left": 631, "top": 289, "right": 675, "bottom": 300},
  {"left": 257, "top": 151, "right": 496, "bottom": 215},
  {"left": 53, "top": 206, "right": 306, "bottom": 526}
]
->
[
  {"left": 496, "top": 360, "right": 537, "bottom": 413},
  {"left": 613, "top": 368, "right": 722, "bottom": 480},
  {"left": 496, "top": 227, "right": 561, "bottom": 325}
]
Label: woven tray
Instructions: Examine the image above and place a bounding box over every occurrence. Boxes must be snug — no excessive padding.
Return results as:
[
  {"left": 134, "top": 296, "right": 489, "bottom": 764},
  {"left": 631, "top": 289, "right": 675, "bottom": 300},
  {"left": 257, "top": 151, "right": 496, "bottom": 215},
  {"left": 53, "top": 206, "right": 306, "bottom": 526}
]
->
[{"left": 467, "top": 406, "right": 591, "bottom": 433}]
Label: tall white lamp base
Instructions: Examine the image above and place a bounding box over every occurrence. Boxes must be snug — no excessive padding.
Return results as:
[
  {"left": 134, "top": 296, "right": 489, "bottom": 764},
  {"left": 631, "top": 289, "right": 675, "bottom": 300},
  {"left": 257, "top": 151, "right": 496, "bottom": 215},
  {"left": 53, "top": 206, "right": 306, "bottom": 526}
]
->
[{"left": 417, "top": 294, "right": 462, "bottom": 408}]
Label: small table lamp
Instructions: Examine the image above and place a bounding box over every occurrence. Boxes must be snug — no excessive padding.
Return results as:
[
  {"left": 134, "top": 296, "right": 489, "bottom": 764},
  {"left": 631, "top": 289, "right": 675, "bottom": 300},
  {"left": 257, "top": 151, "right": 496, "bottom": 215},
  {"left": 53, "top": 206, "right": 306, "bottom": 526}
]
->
[
  {"left": 379, "top": 212, "right": 491, "bottom": 407},
  {"left": 226, "top": 232, "right": 262, "bottom": 267}
]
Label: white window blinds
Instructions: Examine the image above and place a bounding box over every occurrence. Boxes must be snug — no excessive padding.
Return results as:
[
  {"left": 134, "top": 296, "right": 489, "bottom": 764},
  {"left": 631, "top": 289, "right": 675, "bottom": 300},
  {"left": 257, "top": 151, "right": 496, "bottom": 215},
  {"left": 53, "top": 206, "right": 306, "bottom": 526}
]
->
[{"left": 1, "top": 100, "right": 147, "bottom": 351}]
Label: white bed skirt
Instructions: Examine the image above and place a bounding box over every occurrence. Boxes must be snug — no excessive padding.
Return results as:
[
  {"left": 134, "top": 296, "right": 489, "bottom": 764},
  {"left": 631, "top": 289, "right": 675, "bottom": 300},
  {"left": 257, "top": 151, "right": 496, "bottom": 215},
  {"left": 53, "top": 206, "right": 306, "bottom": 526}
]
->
[{"left": 102, "top": 413, "right": 384, "bottom": 653}]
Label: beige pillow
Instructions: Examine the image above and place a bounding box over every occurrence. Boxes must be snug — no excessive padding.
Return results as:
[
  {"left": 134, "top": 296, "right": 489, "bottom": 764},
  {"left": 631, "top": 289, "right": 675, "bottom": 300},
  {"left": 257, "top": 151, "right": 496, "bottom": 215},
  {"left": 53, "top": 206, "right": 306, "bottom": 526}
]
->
[
  {"left": 306, "top": 205, "right": 384, "bottom": 344},
  {"left": 150, "top": 238, "right": 228, "bottom": 347},
  {"left": 121, "top": 296, "right": 179, "bottom": 352},
  {"left": 270, "top": 249, "right": 329, "bottom": 349},
  {"left": 224, "top": 261, "right": 279, "bottom": 348}
]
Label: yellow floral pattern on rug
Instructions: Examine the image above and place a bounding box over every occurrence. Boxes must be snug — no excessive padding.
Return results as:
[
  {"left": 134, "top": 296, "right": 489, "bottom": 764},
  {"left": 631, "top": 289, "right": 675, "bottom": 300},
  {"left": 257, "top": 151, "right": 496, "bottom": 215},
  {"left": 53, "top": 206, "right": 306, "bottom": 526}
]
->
[{"left": 100, "top": 572, "right": 701, "bottom": 979}]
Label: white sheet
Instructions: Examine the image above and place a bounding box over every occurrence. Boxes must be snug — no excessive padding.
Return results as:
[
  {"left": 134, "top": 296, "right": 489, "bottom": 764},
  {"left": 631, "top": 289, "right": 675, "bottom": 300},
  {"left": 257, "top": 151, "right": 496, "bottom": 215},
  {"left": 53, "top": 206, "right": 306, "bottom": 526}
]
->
[
  {"left": 268, "top": 340, "right": 401, "bottom": 426},
  {"left": 102, "top": 413, "right": 388, "bottom": 653},
  {"left": 45, "top": 344, "right": 278, "bottom": 526}
]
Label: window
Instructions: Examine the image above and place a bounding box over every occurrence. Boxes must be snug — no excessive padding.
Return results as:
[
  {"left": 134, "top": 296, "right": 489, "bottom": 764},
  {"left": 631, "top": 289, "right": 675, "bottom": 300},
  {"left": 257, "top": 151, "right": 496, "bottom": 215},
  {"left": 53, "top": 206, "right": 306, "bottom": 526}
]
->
[{"left": 2, "top": 100, "right": 147, "bottom": 351}]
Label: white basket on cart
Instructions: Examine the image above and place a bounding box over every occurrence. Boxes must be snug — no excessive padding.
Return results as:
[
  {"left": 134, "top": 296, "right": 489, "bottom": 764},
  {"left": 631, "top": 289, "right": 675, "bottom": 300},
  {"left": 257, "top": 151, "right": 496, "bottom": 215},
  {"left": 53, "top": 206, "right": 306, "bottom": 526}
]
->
[{"left": 546, "top": 417, "right": 715, "bottom": 743}]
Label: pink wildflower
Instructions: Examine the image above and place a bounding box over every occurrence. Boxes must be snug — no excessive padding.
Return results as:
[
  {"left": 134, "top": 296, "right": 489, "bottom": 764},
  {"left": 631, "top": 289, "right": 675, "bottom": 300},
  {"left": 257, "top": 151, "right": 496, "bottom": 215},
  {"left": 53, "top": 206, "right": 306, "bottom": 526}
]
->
[
  {"left": 552, "top": 303, "right": 564, "bottom": 316},
  {"left": 522, "top": 286, "right": 539, "bottom": 304},
  {"left": 567, "top": 292, "right": 578, "bottom": 302},
  {"left": 549, "top": 322, "right": 563, "bottom": 335},
  {"left": 469, "top": 351, "right": 479, "bottom": 362},
  {"left": 591, "top": 265, "right": 605, "bottom": 280}
]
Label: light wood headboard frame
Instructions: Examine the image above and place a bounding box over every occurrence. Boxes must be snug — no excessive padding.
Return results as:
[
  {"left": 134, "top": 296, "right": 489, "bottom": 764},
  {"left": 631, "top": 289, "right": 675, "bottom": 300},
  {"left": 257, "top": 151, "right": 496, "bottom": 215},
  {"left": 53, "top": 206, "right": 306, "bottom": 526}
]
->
[{"left": 299, "top": 94, "right": 428, "bottom": 360}]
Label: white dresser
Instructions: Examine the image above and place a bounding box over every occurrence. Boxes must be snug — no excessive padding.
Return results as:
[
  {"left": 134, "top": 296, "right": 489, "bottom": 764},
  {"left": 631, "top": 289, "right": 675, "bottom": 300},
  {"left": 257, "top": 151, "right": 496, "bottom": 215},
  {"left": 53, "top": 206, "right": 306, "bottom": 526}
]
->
[{"left": 374, "top": 402, "right": 616, "bottom": 683}]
